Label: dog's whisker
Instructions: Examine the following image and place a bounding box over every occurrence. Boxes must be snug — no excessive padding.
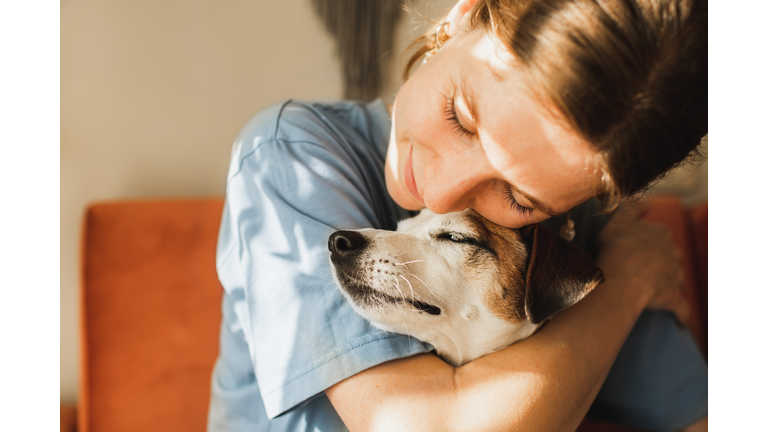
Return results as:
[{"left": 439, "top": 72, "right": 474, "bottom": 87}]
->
[
  {"left": 393, "top": 259, "right": 425, "bottom": 266},
  {"left": 400, "top": 314, "right": 411, "bottom": 344},
  {"left": 399, "top": 275, "right": 415, "bottom": 303},
  {"left": 391, "top": 274, "right": 406, "bottom": 302},
  {"left": 322, "top": 278, "right": 339, "bottom": 296},
  {"left": 407, "top": 272, "right": 436, "bottom": 299},
  {"left": 387, "top": 273, "right": 412, "bottom": 342}
]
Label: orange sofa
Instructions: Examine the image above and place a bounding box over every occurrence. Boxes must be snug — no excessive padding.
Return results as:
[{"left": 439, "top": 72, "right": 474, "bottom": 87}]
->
[{"left": 66, "top": 196, "right": 707, "bottom": 432}]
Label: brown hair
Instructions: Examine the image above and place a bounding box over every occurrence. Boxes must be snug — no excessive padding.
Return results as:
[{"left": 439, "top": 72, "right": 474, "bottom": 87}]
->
[{"left": 404, "top": 0, "right": 707, "bottom": 210}]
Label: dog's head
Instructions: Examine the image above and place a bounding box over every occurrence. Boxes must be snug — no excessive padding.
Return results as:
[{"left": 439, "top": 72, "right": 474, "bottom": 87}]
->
[{"left": 328, "top": 209, "right": 604, "bottom": 366}]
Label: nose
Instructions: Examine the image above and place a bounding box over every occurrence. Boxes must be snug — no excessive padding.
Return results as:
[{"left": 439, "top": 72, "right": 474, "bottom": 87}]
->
[
  {"left": 423, "top": 160, "right": 489, "bottom": 214},
  {"left": 328, "top": 230, "right": 368, "bottom": 262}
]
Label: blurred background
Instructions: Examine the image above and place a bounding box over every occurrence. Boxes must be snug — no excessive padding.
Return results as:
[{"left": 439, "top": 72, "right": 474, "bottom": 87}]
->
[{"left": 60, "top": 0, "right": 706, "bottom": 406}]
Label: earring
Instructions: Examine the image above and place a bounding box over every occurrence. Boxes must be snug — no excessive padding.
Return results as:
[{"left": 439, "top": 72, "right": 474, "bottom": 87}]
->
[
  {"left": 560, "top": 210, "right": 575, "bottom": 242},
  {"left": 423, "top": 22, "right": 450, "bottom": 64}
]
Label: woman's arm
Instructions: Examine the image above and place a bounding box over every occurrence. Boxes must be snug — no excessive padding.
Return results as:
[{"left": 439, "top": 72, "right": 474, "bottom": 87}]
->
[{"left": 327, "top": 210, "right": 687, "bottom": 432}]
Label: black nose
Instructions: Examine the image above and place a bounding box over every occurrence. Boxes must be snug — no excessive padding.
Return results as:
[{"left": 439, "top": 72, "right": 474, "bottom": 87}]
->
[{"left": 328, "top": 230, "right": 368, "bottom": 259}]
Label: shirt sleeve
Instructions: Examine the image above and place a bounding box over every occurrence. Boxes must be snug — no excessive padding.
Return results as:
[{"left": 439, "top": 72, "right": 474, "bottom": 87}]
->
[{"left": 215, "top": 100, "right": 429, "bottom": 419}]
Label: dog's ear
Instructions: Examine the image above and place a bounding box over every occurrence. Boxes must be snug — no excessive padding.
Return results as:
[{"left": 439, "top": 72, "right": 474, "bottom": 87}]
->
[{"left": 520, "top": 224, "right": 604, "bottom": 324}]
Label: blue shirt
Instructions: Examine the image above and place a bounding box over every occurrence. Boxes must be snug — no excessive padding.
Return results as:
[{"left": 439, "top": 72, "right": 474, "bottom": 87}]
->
[
  {"left": 208, "top": 100, "right": 427, "bottom": 431},
  {"left": 208, "top": 99, "right": 707, "bottom": 432}
]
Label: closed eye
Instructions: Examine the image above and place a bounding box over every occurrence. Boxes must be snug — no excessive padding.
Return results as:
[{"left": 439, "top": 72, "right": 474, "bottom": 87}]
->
[
  {"left": 444, "top": 97, "right": 475, "bottom": 139},
  {"left": 435, "top": 231, "right": 485, "bottom": 247},
  {"left": 502, "top": 183, "right": 537, "bottom": 220},
  {"left": 436, "top": 231, "right": 473, "bottom": 243},
  {"left": 434, "top": 231, "right": 496, "bottom": 256}
]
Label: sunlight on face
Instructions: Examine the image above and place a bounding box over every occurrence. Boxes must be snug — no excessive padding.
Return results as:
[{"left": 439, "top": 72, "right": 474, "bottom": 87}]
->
[{"left": 385, "top": 30, "right": 602, "bottom": 229}]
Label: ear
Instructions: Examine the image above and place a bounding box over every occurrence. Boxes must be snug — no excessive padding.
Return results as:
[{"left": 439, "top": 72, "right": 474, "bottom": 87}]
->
[
  {"left": 520, "top": 224, "right": 605, "bottom": 324},
  {"left": 446, "top": 0, "right": 478, "bottom": 37}
]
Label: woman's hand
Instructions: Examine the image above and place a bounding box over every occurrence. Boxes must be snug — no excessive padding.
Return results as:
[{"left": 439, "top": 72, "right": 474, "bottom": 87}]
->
[{"left": 596, "top": 204, "right": 691, "bottom": 324}]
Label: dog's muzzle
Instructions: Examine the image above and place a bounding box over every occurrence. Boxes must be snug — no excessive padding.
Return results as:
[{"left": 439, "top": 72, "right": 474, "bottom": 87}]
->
[
  {"left": 328, "top": 229, "right": 443, "bottom": 316},
  {"left": 328, "top": 230, "right": 368, "bottom": 264}
]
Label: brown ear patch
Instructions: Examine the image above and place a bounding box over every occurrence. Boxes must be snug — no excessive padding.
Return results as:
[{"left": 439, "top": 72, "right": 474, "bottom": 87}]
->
[{"left": 522, "top": 224, "right": 604, "bottom": 324}]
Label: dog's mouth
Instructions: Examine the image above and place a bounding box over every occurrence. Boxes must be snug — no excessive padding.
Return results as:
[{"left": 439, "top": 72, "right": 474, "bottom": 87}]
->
[
  {"left": 407, "top": 299, "right": 441, "bottom": 315},
  {"left": 334, "top": 271, "right": 441, "bottom": 316}
]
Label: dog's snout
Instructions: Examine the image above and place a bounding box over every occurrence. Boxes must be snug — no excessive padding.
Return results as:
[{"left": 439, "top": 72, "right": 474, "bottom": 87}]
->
[{"left": 329, "top": 230, "right": 368, "bottom": 258}]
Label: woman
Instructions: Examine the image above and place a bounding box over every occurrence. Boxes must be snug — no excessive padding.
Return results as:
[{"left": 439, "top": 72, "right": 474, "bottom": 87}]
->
[{"left": 207, "top": 0, "right": 708, "bottom": 430}]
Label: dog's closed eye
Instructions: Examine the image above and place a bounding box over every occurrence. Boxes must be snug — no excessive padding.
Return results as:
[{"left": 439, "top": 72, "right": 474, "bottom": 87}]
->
[
  {"left": 436, "top": 231, "right": 479, "bottom": 245},
  {"left": 437, "top": 232, "right": 469, "bottom": 242},
  {"left": 435, "top": 231, "right": 495, "bottom": 255}
]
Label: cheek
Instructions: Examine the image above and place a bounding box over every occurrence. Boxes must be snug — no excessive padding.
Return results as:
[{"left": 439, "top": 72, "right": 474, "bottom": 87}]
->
[{"left": 397, "top": 73, "right": 450, "bottom": 148}]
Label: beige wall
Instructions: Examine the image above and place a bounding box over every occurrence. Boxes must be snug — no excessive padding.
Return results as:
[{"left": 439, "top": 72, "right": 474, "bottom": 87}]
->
[
  {"left": 61, "top": 0, "right": 705, "bottom": 405},
  {"left": 61, "top": 0, "right": 455, "bottom": 404}
]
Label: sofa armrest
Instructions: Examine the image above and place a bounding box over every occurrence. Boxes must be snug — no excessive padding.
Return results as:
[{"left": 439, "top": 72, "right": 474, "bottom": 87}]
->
[{"left": 80, "top": 198, "right": 225, "bottom": 432}]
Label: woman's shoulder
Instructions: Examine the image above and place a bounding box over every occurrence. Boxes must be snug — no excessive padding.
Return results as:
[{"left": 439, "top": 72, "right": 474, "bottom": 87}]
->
[
  {"left": 232, "top": 99, "right": 390, "bottom": 159},
  {"left": 223, "top": 99, "right": 403, "bottom": 231}
]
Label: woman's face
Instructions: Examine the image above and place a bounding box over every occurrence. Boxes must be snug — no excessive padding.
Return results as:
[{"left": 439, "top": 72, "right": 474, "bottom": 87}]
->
[{"left": 385, "top": 30, "right": 602, "bottom": 229}]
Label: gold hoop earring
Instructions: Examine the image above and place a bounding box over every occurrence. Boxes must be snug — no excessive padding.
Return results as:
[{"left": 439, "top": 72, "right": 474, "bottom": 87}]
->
[
  {"left": 560, "top": 210, "right": 575, "bottom": 242},
  {"left": 423, "top": 22, "right": 450, "bottom": 64}
]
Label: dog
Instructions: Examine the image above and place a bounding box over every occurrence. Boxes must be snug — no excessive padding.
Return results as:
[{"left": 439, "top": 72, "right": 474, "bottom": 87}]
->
[{"left": 328, "top": 209, "right": 604, "bottom": 367}]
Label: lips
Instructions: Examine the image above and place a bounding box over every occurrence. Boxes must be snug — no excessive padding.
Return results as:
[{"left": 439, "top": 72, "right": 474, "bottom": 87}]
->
[{"left": 404, "top": 146, "right": 425, "bottom": 206}]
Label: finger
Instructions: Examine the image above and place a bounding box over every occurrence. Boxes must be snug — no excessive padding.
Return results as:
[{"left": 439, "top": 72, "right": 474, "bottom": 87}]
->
[
  {"left": 630, "top": 199, "right": 652, "bottom": 220},
  {"left": 617, "top": 198, "right": 652, "bottom": 220},
  {"left": 600, "top": 199, "right": 653, "bottom": 241},
  {"left": 611, "top": 205, "right": 642, "bottom": 225},
  {"left": 600, "top": 207, "right": 641, "bottom": 240}
]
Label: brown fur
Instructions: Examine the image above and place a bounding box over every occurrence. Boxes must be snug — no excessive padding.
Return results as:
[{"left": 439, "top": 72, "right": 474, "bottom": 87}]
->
[{"left": 463, "top": 210, "right": 530, "bottom": 323}]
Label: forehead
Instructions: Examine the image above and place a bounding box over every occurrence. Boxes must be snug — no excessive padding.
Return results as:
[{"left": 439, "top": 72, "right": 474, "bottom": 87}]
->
[{"left": 456, "top": 31, "right": 601, "bottom": 211}]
